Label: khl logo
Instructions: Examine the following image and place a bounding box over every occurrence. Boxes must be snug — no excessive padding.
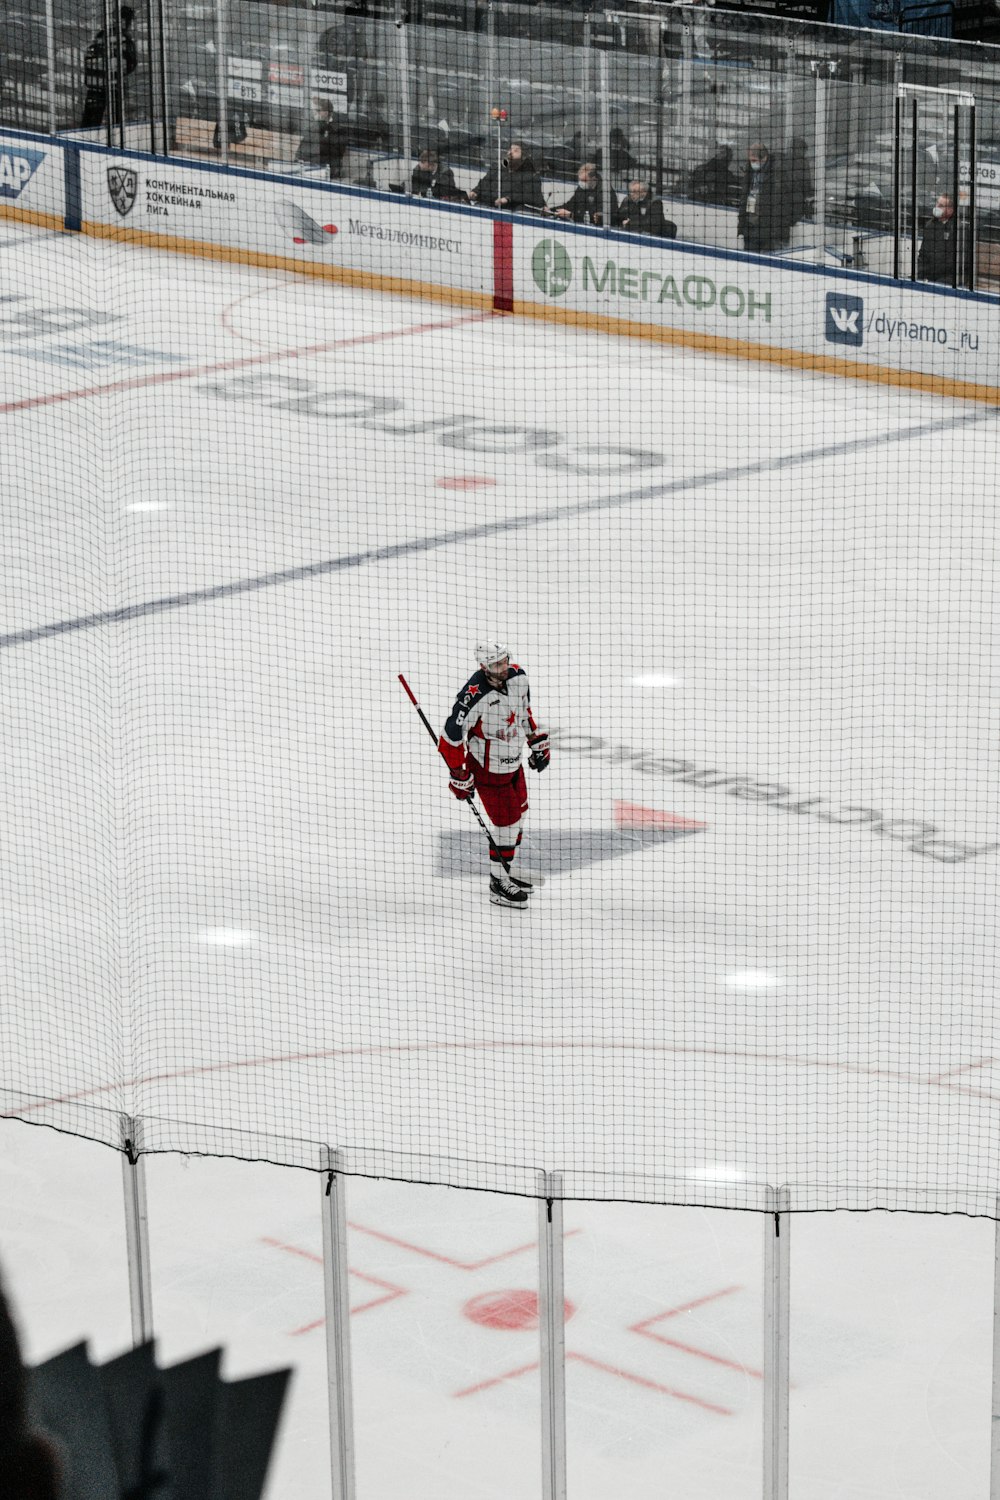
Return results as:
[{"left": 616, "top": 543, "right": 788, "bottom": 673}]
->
[
  {"left": 107, "top": 166, "right": 138, "bottom": 217},
  {"left": 0, "top": 148, "right": 45, "bottom": 200},
  {"left": 531, "top": 240, "right": 573, "bottom": 298},
  {"left": 825, "top": 291, "right": 864, "bottom": 347}
]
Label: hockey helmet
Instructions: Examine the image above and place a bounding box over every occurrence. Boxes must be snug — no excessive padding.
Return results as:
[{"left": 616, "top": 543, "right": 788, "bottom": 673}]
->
[{"left": 475, "top": 640, "right": 510, "bottom": 670}]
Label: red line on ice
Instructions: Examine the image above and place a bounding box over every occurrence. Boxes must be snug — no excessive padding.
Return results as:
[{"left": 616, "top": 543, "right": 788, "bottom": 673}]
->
[
  {"left": 0, "top": 309, "right": 493, "bottom": 415},
  {"left": 454, "top": 1354, "right": 733, "bottom": 1414},
  {"left": 260, "top": 1236, "right": 407, "bottom": 1334},
  {"left": 8, "top": 1039, "right": 994, "bottom": 1122},
  {"left": 347, "top": 1220, "right": 581, "bottom": 1270}
]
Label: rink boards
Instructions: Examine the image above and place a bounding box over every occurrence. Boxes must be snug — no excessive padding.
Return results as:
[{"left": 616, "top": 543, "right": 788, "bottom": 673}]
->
[{"left": 2, "top": 126, "right": 998, "bottom": 403}]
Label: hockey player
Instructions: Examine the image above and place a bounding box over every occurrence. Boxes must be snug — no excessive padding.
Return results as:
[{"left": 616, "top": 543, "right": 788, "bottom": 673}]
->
[{"left": 438, "top": 642, "right": 551, "bottom": 908}]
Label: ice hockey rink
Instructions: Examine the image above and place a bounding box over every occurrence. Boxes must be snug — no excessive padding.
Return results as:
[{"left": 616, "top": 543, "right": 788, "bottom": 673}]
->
[{"left": 2, "top": 218, "right": 999, "bottom": 1496}]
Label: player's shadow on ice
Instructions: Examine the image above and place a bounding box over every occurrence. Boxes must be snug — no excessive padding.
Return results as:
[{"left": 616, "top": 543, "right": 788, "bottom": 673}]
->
[{"left": 436, "top": 827, "right": 700, "bottom": 879}]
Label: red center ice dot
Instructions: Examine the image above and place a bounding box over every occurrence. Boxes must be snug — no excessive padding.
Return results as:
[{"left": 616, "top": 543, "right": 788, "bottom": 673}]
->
[{"left": 462, "top": 1289, "right": 576, "bottom": 1331}]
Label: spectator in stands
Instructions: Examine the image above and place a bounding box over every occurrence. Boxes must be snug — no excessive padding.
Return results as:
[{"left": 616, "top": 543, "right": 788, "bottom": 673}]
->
[
  {"left": 688, "top": 143, "right": 739, "bottom": 206},
  {"left": 553, "top": 163, "right": 610, "bottom": 226},
  {"left": 737, "top": 143, "right": 793, "bottom": 254},
  {"left": 0, "top": 1277, "right": 61, "bottom": 1498},
  {"left": 615, "top": 180, "right": 677, "bottom": 238},
  {"left": 917, "top": 194, "right": 958, "bottom": 284},
  {"left": 411, "top": 149, "right": 465, "bottom": 202},
  {"left": 606, "top": 127, "right": 638, "bottom": 178},
  {"left": 470, "top": 143, "right": 545, "bottom": 214},
  {"left": 80, "top": 4, "right": 138, "bottom": 130},
  {"left": 565, "top": 129, "right": 635, "bottom": 179},
  {"left": 296, "top": 97, "right": 348, "bottom": 180}
]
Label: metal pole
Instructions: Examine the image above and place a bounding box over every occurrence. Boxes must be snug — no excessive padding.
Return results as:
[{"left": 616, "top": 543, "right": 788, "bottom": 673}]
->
[
  {"left": 991, "top": 1200, "right": 1000, "bottom": 1499},
  {"left": 120, "top": 1115, "right": 153, "bottom": 1348},
  {"left": 762, "top": 1186, "right": 790, "bottom": 1500},
  {"left": 44, "top": 0, "right": 56, "bottom": 135},
  {"left": 680, "top": 21, "right": 693, "bottom": 224},
  {"left": 538, "top": 1171, "right": 567, "bottom": 1500},
  {"left": 893, "top": 92, "right": 902, "bottom": 279},
  {"left": 154, "top": 0, "right": 167, "bottom": 155},
  {"left": 215, "top": 0, "right": 228, "bottom": 165},
  {"left": 396, "top": 16, "right": 412, "bottom": 177},
  {"left": 103, "top": 0, "right": 114, "bottom": 148},
  {"left": 321, "top": 1149, "right": 357, "bottom": 1500},
  {"left": 115, "top": 1, "right": 127, "bottom": 149},
  {"left": 967, "top": 103, "right": 977, "bottom": 290},
  {"left": 598, "top": 48, "right": 611, "bottom": 230},
  {"left": 158, "top": 0, "right": 170, "bottom": 155},
  {"left": 580, "top": 19, "right": 592, "bottom": 173},
  {"left": 145, "top": 0, "right": 156, "bottom": 155},
  {"left": 486, "top": 1, "right": 498, "bottom": 149},
  {"left": 654, "top": 25, "right": 665, "bottom": 200},
  {"left": 782, "top": 40, "right": 795, "bottom": 152},
  {"left": 952, "top": 102, "right": 960, "bottom": 288},
  {"left": 813, "top": 73, "right": 826, "bottom": 265},
  {"left": 910, "top": 95, "right": 918, "bottom": 281}
]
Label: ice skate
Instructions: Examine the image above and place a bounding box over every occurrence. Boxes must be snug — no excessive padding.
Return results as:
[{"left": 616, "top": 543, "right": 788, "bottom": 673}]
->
[{"left": 489, "top": 873, "right": 529, "bottom": 908}]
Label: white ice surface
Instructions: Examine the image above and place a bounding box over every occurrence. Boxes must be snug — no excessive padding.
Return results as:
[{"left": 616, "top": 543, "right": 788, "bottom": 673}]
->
[
  {"left": 0, "top": 219, "right": 999, "bottom": 1493},
  {"left": 0, "top": 1118, "right": 996, "bottom": 1499}
]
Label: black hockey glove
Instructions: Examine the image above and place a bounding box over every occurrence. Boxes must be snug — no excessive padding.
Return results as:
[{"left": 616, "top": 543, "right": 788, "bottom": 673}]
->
[{"left": 527, "top": 731, "right": 550, "bottom": 773}]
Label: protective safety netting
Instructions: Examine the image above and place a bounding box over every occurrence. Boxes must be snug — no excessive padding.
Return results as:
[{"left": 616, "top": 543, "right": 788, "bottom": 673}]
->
[{"left": 2, "top": 1, "right": 999, "bottom": 1213}]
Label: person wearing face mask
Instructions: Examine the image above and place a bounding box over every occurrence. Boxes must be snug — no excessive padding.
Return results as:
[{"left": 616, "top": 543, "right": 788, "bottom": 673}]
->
[
  {"left": 615, "top": 180, "right": 677, "bottom": 238},
  {"left": 737, "top": 142, "right": 792, "bottom": 254},
  {"left": 553, "top": 163, "right": 610, "bottom": 225},
  {"left": 470, "top": 143, "right": 546, "bottom": 214},
  {"left": 917, "top": 194, "right": 958, "bottom": 285}
]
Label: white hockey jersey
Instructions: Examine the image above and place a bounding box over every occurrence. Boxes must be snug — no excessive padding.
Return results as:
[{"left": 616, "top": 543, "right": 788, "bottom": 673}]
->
[{"left": 438, "top": 665, "right": 538, "bottom": 777}]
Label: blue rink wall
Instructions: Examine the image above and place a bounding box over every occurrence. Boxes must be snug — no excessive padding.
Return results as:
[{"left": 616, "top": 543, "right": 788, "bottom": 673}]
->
[{"left": 2, "top": 125, "right": 999, "bottom": 404}]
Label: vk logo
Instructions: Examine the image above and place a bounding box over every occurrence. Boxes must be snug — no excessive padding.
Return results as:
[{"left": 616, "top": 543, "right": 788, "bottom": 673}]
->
[{"left": 825, "top": 292, "right": 864, "bottom": 347}]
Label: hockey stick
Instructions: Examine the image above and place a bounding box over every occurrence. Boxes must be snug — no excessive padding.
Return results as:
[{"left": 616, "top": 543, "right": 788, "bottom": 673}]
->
[{"left": 398, "top": 672, "right": 515, "bottom": 876}]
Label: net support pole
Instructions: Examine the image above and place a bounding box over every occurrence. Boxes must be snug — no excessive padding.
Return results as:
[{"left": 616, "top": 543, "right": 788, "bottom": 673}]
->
[
  {"left": 396, "top": 18, "right": 412, "bottom": 177},
  {"left": 967, "top": 102, "right": 977, "bottom": 291},
  {"left": 990, "top": 1202, "right": 1000, "bottom": 1497},
  {"left": 321, "top": 1149, "right": 357, "bottom": 1500},
  {"left": 152, "top": 0, "right": 169, "bottom": 155},
  {"left": 598, "top": 49, "right": 611, "bottom": 231},
  {"left": 486, "top": 2, "right": 498, "bottom": 144},
  {"left": 952, "top": 102, "right": 961, "bottom": 289},
  {"left": 763, "top": 1186, "right": 790, "bottom": 1500},
  {"left": 44, "top": 0, "right": 56, "bottom": 136},
  {"left": 114, "top": 0, "right": 126, "bottom": 149},
  {"left": 680, "top": 21, "right": 693, "bottom": 222},
  {"left": 119, "top": 1115, "right": 153, "bottom": 1348},
  {"left": 215, "top": 0, "right": 228, "bottom": 167},
  {"left": 654, "top": 22, "right": 664, "bottom": 199},
  {"left": 813, "top": 73, "right": 827, "bottom": 265},
  {"left": 102, "top": 0, "right": 114, "bottom": 149},
  {"left": 892, "top": 91, "right": 902, "bottom": 280},
  {"left": 580, "top": 20, "right": 592, "bottom": 173},
  {"left": 909, "top": 95, "right": 919, "bottom": 282},
  {"left": 538, "top": 1171, "right": 567, "bottom": 1500}
]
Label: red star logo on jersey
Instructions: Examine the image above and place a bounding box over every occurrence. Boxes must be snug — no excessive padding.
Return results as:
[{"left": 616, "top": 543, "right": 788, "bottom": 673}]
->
[
  {"left": 507, "top": 711, "right": 517, "bottom": 726},
  {"left": 467, "top": 684, "right": 480, "bottom": 696}
]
